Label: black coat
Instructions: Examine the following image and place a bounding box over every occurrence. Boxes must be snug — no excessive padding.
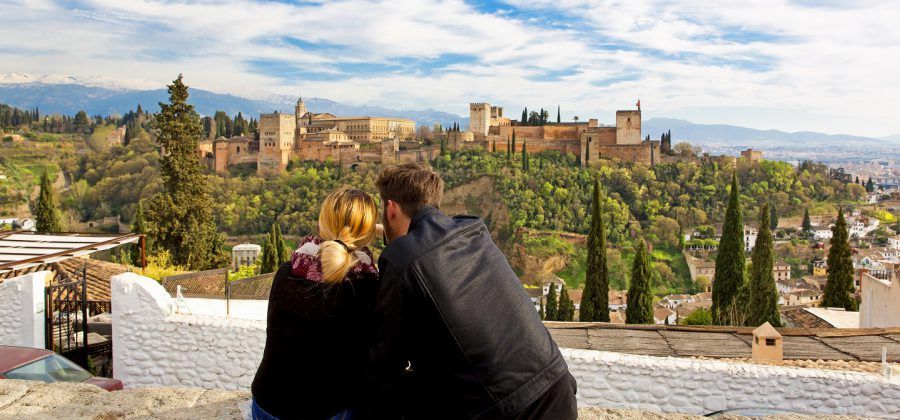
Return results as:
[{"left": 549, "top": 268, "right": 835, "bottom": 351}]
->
[
  {"left": 370, "top": 207, "right": 571, "bottom": 419},
  {"left": 252, "top": 262, "right": 379, "bottom": 420}
]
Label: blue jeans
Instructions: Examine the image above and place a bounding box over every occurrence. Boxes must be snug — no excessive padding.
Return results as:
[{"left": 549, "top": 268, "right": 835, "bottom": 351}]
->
[{"left": 251, "top": 398, "right": 353, "bottom": 420}]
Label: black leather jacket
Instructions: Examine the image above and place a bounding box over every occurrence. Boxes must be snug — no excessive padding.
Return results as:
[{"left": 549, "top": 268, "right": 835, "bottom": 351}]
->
[{"left": 370, "top": 207, "right": 570, "bottom": 419}]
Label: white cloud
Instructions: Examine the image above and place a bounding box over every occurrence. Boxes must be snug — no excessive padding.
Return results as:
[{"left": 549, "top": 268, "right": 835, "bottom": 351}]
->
[{"left": 0, "top": 0, "right": 897, "bottom": 136}]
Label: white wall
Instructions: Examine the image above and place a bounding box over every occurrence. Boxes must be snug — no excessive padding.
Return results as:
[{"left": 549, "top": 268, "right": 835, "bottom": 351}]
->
[
  {"left": 111, "top": 273, "right": 900, "bottom": 417},
  {"left": 564, "top": 348, "right": 900, "bottom": 417},
  {"left": 860, "top": 272, "right": 900, "bottom": 328},
  {"left": 111, "top": 273, "right": 265, "bottom": 390},
  {"left": 0, "top": 271, "right": 47, "bottom": 348}
]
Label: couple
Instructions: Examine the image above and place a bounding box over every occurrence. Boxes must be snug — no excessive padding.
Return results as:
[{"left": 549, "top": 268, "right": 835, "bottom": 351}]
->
[{"left": 251, "top": 163, "right": 577, "bottom": 419}]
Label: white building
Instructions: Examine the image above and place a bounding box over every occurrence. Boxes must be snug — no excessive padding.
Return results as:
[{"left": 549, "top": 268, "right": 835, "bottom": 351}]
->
[
  {"left": 813, "top": 229, "right": 833, "bottom": 241},
  {"left": 231, "top": 243, "right": 262, "bottom": 269},
  {"left": 744, "top": 225, "right": 758, "bottom": 252},
  {"left": 888, "top": 236, "right": 900, "bottom": 250}
]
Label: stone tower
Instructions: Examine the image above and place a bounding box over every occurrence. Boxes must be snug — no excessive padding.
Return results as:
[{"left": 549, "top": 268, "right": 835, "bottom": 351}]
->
[
  {"left": 469, "top": 103, "right": 491, "bottom": 136},
  {"left": 295, "top": 96, "right": 308, "bottom": 136},
  {"left": 258, "top": 111, "right": 296, "bottom": 175},
  {"left": 615, "top": 110, "right": 641, "bottom": 145}
]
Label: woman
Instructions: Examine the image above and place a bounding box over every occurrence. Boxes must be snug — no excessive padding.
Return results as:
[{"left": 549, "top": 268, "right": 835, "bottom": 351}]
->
[{"left": 251, "top": 187, "right": 380, "bottom": 420}]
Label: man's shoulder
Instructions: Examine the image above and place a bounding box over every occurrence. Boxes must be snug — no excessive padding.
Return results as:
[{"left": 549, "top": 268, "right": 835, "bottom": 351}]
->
[{"left": 381, "top": 212, "right": 485, "bottom": 270}]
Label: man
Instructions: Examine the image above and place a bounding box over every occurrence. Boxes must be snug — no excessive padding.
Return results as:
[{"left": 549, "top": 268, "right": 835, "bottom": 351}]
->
[{"left": 370, "top": 163, "right": 577, "bottom": 419}]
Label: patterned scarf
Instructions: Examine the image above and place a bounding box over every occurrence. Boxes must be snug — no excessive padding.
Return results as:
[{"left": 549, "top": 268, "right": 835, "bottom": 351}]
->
[{"left": 290, "top": 235, "right": 378, "bottom": 282}]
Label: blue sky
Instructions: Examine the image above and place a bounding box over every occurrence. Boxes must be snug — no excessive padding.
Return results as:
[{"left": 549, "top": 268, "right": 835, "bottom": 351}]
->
[{"left": 1, "top": 0, "right": 899, "bottom": 137}]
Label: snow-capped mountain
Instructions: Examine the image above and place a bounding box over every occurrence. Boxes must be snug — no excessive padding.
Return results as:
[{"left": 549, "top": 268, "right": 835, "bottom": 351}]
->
[{"left": 0, "top": 73, "right": 164, "bottom": 91}]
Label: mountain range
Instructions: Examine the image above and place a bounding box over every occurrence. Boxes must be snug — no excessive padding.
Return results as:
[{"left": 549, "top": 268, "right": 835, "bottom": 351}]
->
[{"left": 1, "top": 73, "right": 897, "bottom": 159}]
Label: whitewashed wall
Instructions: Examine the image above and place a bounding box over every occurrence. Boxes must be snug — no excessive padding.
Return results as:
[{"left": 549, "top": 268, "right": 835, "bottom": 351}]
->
[
  {"left": 111, "top": 273, "right": 900, "bottom": 417},
  {"left": 0, "top": 271, "right": 47, "bottom": 348},
  {"left": 111, "top": 273, "right": 265, "bottom": 390},
  {"left": 564, "top": 348, "right": 900, "bottom": 417}
]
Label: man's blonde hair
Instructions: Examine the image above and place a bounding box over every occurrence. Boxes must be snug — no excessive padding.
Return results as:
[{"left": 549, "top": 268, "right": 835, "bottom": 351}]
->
[
  {"left": 376, "top": 163, "right": 444, "bottom": 217},
  {"left": 318, "top": 187, "right": 377, "bottom": 283}
]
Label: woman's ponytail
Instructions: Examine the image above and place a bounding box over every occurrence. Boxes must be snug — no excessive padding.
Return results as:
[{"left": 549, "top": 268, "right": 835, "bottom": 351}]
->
[{"left": 317, "top": 188, "right": 377, "bottom": 283}]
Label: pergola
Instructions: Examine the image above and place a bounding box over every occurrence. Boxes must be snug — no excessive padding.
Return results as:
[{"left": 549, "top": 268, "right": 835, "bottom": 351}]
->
[{"left": 0, "top": 231, "right": 145, "bottom": 275}]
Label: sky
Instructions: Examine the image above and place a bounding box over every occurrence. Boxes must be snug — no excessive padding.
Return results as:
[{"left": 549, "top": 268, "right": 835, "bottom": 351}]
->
[{"left": 1, "top": 0, "right": 899, "bottom": 137}]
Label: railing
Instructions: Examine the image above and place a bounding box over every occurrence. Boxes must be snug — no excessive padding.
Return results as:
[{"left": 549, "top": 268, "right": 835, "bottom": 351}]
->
[{"left": 161, "top": 268, "right": 229, "bottom": 299}]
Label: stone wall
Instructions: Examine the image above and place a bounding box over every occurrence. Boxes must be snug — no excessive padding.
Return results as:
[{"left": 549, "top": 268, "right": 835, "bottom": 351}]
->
[
  {"left": 111, "top": 273, "right": 265, "bottom": 390},
  {"left": 0, "top": 271, "right": 46, "bottom": 348},
  {"left": 110, "top": 273, "right": 900, "bottom": 417},
  {"left": 563, "top": 348, "right": 900, "bottom": 417}
]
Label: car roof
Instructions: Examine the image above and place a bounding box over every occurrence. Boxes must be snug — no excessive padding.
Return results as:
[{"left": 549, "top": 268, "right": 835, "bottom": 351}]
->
[{"left": 0, "top": 345, "right": 53, "bottom": 373}]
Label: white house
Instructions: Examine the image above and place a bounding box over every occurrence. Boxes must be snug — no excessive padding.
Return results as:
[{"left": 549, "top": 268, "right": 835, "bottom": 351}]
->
[
  {"left": 888, "top": 236, "right": 900, "bottom": 250},
  {"left": 662, "top": 294, "right": 693, "bottom": 309},
  {"left": 744, "top": 225, "right": 758, "bottom": 252},
  {"left": 814, "top": 229, "right": 833, "bottom": 241},
  {"left": 231, "top": 243, "right": 262, "bottom": 269}
]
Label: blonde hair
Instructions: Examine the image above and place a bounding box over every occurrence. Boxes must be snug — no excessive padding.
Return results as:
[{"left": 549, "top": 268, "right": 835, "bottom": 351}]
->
[{"left": 318, "top": 187, "right": 378, "bottom": 283}]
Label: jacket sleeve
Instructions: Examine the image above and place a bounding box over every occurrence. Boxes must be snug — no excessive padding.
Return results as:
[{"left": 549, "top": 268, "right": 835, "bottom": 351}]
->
[{"left": 366, "top": 260, "right": 412, "bottom": 417}]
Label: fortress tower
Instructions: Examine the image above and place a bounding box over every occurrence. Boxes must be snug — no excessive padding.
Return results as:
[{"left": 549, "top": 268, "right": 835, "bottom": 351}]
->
[
  {"left": 615, "top": 110, "right": 641, "bottom": 145},
  {"left": 258, "top": 111, "right": 296, "bottom": 175},
  {"left": 295, "top": 96, "right": 308, "bottom": 136},
  {"left": 469, "top": 103, "right": 491, "bottom": 136}
]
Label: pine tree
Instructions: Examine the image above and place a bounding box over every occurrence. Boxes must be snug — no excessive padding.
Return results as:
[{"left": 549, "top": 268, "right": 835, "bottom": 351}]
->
[
  {"left": 712, "top": 173, "right": 745, "bottom": 325},
  {"left": 144, "top": 75, "right": 221, "bottom": 270},
  {"left": 626, "top": 240, "right": 653, "bottom": 324},
  {"left": 748, "top": 203, "right": 781, "bottom": 327},
  {"left": 821, "top": 209, "right": 857, "bottom": 310},
  {"left": 769, "top": 203, "right": 779, "bottom": 231},
  {"left": 34, "top": 171, "right": 62, "bottom": 232},
  {"left": 581, "top": 177, "right": 609, "bottom": 322},
  {"left": 545, "top": 284, "right": 559, "bottom": 321},
  {"left": 558, "top": 285, "right": 575, "bottom": 321},
  {"left": 273, "top": 222, "right": 289, "bottom": 264},
  {"left": 802, "top": 208, "right": 813, "bottom": 232},
  {"left": 131, "top": 202, "right": 146, "bottom": 267},
  {"left": 557, "top": 106, "right": 561, "bottom": 124}
]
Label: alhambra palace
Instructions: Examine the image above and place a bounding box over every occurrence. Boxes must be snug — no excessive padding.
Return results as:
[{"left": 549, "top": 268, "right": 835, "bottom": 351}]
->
[{"left": 198, "top": 98, "right": 668, "bottom": 175}]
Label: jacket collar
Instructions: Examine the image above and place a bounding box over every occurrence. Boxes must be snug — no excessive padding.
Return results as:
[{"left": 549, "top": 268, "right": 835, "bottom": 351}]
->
[{"left": 409, "top": 206, "right": 440, "bottom": 232}]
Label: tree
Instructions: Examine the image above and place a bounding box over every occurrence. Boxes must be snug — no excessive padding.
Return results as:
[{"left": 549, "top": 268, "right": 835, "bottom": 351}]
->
[
  {"left": 259, "top": 234, "right": 278, "bottom": 274},
  {"left": 558, "top": 285, "right": 575, "bottom": 321},
  {"left": 683, "top": 308, "right": 712, "bottom": 325},
  {"left": 821, "top": 208, "right": 857, "bottom": 310},
  {"left": 131, "top": 202, "right": 146, "bottom": 267},
  {"left": 144, "top": 75, "right": 222, "bottom": 270},
  {"left": 506, "top": 135, "right": 511, "bottom": 162},
  {"left": 712, "top": 173, "right": 745, "bottom": 325},
  {"left": 538, "top": 299, "right": 545, "bottom": 320},
  {"left": 802, "top": 208, "right": 812, "bottom": 233},
  {"left": 511, "top": 130, "right": 517, "bottom": 155},
  {"left": 522, "top": 140, "right": 529, "bottom": 171},
  {"left": 557, "top": 105, "right": 561, "bottom": 124},
  {"left": 748, "top": 203, "right": 781, "bottom": 327},
  {"left": 545, "top": 284, "right": 559, "bottom": 321},
  {"left": 581, "top": 177, "right": 609, "bottom": 322},
  {"left": 73, "top": 110, "right": 90, "bottom": 133},
  {"left": 272, "top": 222, "right": 289, "bottom": 264},
  {"left": 34, "top": 171, "right": 62, "bottom": 232},
  {"left": 769, "top": 203, "right": 779, "bottom": 231},
  {"left": 865, "top": 178, "right": 875, "bottom": 193},
  {"left": 521, "top": 108, "right": 527, "bottom": 125},
  {"left": 626, "top": 240, "right": 653, "bottom": 324}
]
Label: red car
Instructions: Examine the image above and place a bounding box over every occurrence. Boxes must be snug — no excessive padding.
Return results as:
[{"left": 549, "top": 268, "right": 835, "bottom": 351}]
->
[{"left": 0, "top": 345, "right": 123, "bottom": 391}]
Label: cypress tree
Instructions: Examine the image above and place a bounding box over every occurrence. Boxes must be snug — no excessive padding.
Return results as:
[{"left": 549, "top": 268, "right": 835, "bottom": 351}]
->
[
  {"left": 865, "top": 178, "right": 874, "bottom": 193},
  {"left": 131, "top": 202, "right": 146, "bottom": 267},
  {"left": 821, "top": 209, "right": 857, "bottom": 310},
  {"left": 273, "top": 222, "right": 289, "bottom": 264},
  {"left": 557, "top": 106, "right": 561, "bottom": 124},
  {"left": 748, "top": 203, "right": 781, "bottom": 327},
  {"left": 511, "top": 130, "right": 516, "bottom": 155},
  {"left": 506, "top": 135, "right": 511, "bottom": 162},
  {"left": 522, "top": 140, "right": 529, "bottom": 171},
  {"left": 581, "top": 177, "right": 609, "bottom": 322},
  {"left": 34, "top": 171, "right": 62, "bottom": 232},
  {"left": 558, "top": 285, "right": 575, "bottom": 321},
  {"left": 259, "top": 234, "right": 278, "bottom": 274},
  {"left": 769, "top": 203, "right": 779, "bottom": 231},
  {"left": 522, "top": 108, "right": 527, "bottom": 125},
  {"left": 545, "top": 284, "right": 559, "bottom": 321},
  {"left": 144, "top": 75, "right": 221, "bottom": 270},
  {"left": 802, "top": 208, "right": 812, "bottom": 232},
  {"left": 712, "top": 173, "right": 745, "bottom": 325},
  {"left": 539, "top": 299, "right": 545, "bottom": 320},
  {"left": 626, "top": 240, "right": 653, "bottom": 324}
]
